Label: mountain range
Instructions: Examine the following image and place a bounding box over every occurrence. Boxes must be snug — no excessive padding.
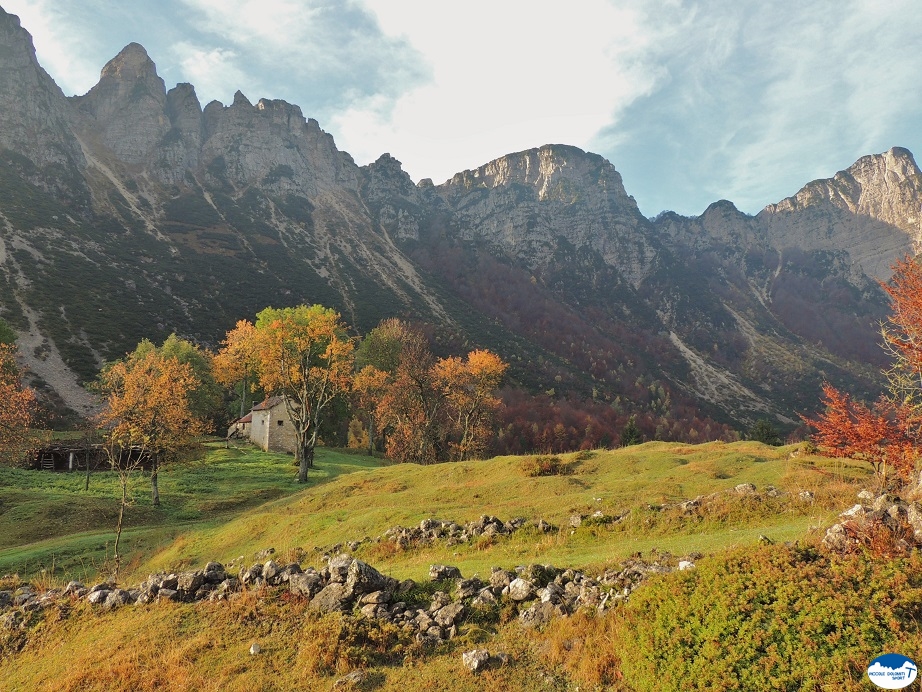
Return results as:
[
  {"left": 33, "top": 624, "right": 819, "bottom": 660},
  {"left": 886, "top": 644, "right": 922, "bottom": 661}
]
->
[{"left": 1, "top": 5, "right": 919, "bottom": 442}]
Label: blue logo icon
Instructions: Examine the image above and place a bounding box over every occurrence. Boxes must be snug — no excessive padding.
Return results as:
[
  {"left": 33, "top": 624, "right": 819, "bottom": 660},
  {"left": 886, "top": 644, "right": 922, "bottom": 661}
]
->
[{"left": 867, "top": 654, "right": 918, "bottom": 689}]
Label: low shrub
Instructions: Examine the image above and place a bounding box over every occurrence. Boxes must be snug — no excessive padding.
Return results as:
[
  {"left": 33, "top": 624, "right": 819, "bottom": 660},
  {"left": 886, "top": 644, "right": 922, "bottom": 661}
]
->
[
  {"left": 520, "top": 455, "right": 566, "bottom": 477},
  {"left": 613, "top": 545, "right": 922, "bottom": 691}
]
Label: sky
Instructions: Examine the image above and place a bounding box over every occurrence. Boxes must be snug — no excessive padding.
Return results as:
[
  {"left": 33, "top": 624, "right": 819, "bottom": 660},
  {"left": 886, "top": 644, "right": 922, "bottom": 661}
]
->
[{"left": 4, "top": 0, "right": 921, "bottom": 217}]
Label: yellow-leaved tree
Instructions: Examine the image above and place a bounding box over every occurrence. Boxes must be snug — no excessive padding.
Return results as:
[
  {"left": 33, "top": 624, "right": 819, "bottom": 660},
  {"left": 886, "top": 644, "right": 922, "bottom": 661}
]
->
[
  {"left": 96, "top": 349, "right": 205, "bottom": 575},
  {"left": 218, "top": 305, "right": 354, "bottom": 482}
]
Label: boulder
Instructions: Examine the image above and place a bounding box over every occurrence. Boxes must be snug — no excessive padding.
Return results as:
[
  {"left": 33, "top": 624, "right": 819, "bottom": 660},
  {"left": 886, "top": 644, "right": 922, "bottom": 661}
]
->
[
  {"left": 0, "top": 611, "right": 22, "bottom": 630},
  {"left": 345, "top": 559, "right": 394, "bottom": 599},
  {"left": 63, "top": 581, "right": 85, "bottom": 595},
  {"left": 489, "top": 568, "right": 514, "bottom": 591},
  {"left": 289, "top": 571, "right": 323, "bottom": 598},
  {"left": 327, "top": 554, "right": 353, "bottom": 583},
  {"left": 462, "top": 649, "right": 491, "bottom": 673},
  {"left": 309, "top": 583, "right": 350, "bottom": 613},
  {"left": 433, "top": 602, "right": 465, "bottom": 627},
  {"left": 87, "top": 589, "right": 111, "bottom": 605},
  {"left": 456, "top": 577, "right": 484, "bottom": 599},
  {"left": 104, "top": 589, "right": 133, "bottom": 608},
  {"left": 429, "top": 564, "right": 462, "bottom": 581},
  {"left": 519, "top": 601, "right": 557, "bottom": 629},
  {"left": 428, "top": 591, "right": 452, "bottom": 612},
  {"left": 177, "top": 571, "right": 204, "bottom": 595},
  {"left": 240, "top": 564, "right": 263, "bottom": 586},
  {"left": 262, "top": 560, "right": 281, "bottom": 583},
  {"left": 359, "top": 590, "right": 390, "bottom": 605},
  {"left": 333, "top": 670, "right": 367, "bottom": 689},
  {"left": 907, "top": 503, "right": 922, "bottom": 541},
  {"left": 508, "top": 578, "right": 536, "bottom": 602}
]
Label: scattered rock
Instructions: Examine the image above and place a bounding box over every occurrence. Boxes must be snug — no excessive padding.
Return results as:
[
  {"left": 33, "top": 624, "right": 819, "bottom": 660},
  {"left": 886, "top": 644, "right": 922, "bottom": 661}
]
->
[
  {"left": 429, "top": 564, "right": 462, "bottom": 581},
  {"left": 507, "top": 578, "right": 536, "bottom": 602},
  {"left": 462, "top": 649, "right": 491, "bottom": 673},
  {"left": 249, "top": 642, "right": 261, "bottom": 655},
  {"left": 333, "top": 670, "right": 367, "bottom": 689}
]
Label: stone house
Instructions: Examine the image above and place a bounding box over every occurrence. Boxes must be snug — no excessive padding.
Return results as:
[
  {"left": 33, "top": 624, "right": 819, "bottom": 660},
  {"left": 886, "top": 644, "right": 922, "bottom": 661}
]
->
[
  {"left": 249, "top": 396, "right": 297, "bottom": 454},
  {"left": 226, "top": 412, "right": 252, "bottom": 439}
]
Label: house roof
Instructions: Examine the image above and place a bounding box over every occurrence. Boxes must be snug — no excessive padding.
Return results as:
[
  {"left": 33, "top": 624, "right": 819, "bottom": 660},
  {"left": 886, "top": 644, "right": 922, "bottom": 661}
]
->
[
  {"left": 252, "top": 395, "right": 286, "bottom": 411},
  {"left": 236, "top": 413, "right": 253, "bottom": 424}
]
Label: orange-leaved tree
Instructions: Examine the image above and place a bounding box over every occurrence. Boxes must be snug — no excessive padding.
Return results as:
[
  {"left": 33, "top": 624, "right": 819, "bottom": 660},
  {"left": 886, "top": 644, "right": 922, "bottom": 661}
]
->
[
  {"left": 361, "top": 319, "right": 508, "bottom": 464},
  {"left": 213, "top": 319, "right": 261, "bottom": 421},
  {"left": 434, "top": 349, "right": 508, "bottom": 461},
  {"left": 803, "top": 256, "right": 922, "bottom": 482},
  {"left": 0, "top": 343, "right": 38, "bottom": 464},
  {"left": 96, "top": 349, "right": 205, "bottom": 575},
  {"left": 220, "top": 305, "right": 354, "bottom": 482}
]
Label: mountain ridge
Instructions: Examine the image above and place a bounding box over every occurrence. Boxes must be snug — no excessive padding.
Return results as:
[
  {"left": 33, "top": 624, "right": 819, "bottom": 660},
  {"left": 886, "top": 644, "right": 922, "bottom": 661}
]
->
[{"left": 0, "top": 7, "right": 913, "bottom": 441}]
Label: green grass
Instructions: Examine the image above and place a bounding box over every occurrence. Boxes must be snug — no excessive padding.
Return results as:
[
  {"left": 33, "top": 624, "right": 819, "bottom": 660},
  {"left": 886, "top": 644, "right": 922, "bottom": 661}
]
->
[
  {"left": 0, "top": 442, "right": 384, "bottom": 580},
  {"left": 130, "top": 440, "right": 870, "bottom": 582},
  {"left": 0, "top": 439, "right": 891, "bottom": 691}
]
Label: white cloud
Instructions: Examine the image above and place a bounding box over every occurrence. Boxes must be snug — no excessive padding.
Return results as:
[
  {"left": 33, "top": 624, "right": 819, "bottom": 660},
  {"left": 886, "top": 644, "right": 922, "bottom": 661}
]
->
[
  {"left": 1, "top": 0, "right": 102, "bottom": 95},
  {"left": 336, "top": 0, "right": 663, "bottom": 181},
  {"left": 170, "top": 43, "right": 249, "bottom": 105}
]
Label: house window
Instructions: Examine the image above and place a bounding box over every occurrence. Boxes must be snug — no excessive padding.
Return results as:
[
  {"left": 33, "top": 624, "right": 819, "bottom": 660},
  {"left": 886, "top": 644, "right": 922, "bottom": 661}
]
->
[{"left": 277, "top": 420, "right": 284, "bottom": 426}]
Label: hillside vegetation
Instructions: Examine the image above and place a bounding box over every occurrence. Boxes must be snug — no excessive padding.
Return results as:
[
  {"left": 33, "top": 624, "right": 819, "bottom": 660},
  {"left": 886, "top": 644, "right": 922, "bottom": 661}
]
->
[{"left": 5, "top": 440, "right": 915, "bottom": 691}]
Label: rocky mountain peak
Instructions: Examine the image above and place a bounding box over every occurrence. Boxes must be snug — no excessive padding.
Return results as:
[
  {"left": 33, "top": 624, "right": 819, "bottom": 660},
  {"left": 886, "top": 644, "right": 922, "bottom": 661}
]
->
[
  {"left": 99, "top": 42, "right": 159, "bottom": 83},
  {"left": 74, "top": 42, "right": 168, "bottom": 164},
  {"left": 443, "top": 144, "right": 630, "bottom": 205},
  {"left": 232, "top": 90, "right": 253, "bottom": 108},
  {"left": 0, "top": 6, "right": 85, "bottom": 175}
]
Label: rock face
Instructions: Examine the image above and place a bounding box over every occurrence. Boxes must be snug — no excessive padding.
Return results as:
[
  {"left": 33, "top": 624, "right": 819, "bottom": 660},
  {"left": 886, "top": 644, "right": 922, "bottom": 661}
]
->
[
  {"left": 0, "top": 7, "right": 918, "bottom": 430},
  {"left": 72, "top": 43, "right": 170, "bottom": 165},
  {"left": 436, "top": 145, "right": 656, "bottom": 286},
  {"left": 0, "top": 8, "right": 86, "bottom": 190}
]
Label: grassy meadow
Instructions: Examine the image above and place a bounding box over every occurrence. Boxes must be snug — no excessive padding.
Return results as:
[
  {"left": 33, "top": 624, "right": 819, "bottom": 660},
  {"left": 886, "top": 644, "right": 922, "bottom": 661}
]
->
[{"left": 3, "top": 439, "right": 914, "bottom": 691}]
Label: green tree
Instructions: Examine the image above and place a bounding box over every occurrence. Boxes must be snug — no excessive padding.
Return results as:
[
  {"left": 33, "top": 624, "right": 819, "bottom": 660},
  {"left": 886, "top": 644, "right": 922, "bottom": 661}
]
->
[
  {"left": 0, "top": 317, "right": 18, "bottom": 346},
  {"left": 749, "top": 419, "right": 782, "bottom": 446},
  {"left": 620, "top": 415, "right": 643, "bottom": 447}
]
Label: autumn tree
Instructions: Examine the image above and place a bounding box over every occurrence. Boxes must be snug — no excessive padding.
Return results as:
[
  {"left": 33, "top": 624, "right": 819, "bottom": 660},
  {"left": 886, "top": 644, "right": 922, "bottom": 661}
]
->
[
  {"left": 0, "top": 343, "right": 38, "bottom": 464},
  {"left": 131, "top": 335, "right": 224, "bottom": 431},
  {"left": 213, "top": 319, "right": 261, "bottom": 420},
  {"left": 96, "top": 349, "right": 205, "bottom": 575},
  {"left": 363, "top": 320, "right": 508, "bottom": 464},
  {"left": 372, "top": 323, "right": 445, "bottom": 464},
  {"left": 804, "top": 256, "right": 922, "bottom": 482},
  {"left": 219, "top": 305, "right": 354, "bottom": 483},
  {"left": 435, "top": 349, "right": 508, "bottom": 461},
  {"left": 352, "top": 319, "right": 406, "bottom": 454}
]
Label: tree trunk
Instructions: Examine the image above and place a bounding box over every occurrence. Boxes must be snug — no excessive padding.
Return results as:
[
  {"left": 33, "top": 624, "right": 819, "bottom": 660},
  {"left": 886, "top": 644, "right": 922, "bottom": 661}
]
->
[
  {"left": 150, "top": 455, "right": 160, "bottom": 507},
  {"left": 114, "top": 478, "right": 127, "bottom": 579},
  {"left": 367, "top": 415, "right": 375, "bottom": 456},
  {"left": 239, "top": 375, "right": 248, "bottom": 420}
]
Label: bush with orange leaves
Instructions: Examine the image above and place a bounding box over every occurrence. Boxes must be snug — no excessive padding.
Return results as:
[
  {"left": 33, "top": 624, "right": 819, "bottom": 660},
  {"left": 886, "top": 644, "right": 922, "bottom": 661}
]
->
[{"left": 804, "top": 256, "right": 922, "bottom": 483}]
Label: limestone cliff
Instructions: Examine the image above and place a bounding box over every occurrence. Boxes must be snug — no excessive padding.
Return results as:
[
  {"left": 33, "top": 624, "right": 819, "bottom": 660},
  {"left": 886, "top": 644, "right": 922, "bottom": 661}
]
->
[
  {"left": 435, "top": 145, "right": 657, "bottom": 286},
  {"left": 0, "top": 8, "right": 85, "bottom": 191},
  {"left": 761, "top": 147, "right": 922, "bottom": 279}
]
